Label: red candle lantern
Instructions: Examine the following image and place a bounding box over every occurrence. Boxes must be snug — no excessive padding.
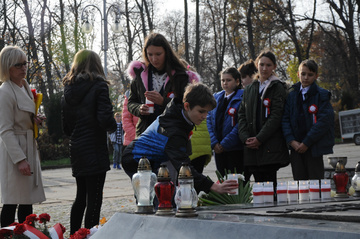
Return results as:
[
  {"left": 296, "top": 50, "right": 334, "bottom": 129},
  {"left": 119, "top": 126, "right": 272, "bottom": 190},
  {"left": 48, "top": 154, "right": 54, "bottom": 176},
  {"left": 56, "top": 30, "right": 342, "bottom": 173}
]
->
[
  {"left": 155, "top": 164, "right": 175, "bottom": 215},
  {"left": 333, "top": 160, "right": 349, "bottom": 198}
]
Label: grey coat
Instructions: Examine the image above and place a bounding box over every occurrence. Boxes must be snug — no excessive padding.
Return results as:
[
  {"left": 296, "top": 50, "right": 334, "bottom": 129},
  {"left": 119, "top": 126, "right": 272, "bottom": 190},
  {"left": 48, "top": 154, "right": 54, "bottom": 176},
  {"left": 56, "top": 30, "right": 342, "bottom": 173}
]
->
[{"left": 0, "top": 80, "right": 46, "bottom": 204}]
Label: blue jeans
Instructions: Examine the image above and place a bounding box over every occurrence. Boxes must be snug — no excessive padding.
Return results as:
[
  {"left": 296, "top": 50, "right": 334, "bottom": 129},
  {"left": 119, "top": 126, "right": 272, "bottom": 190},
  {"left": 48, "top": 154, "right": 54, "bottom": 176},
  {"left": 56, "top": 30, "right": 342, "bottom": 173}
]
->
[{"left": 113, "top": 143, "right": 122, "bottom": 165}]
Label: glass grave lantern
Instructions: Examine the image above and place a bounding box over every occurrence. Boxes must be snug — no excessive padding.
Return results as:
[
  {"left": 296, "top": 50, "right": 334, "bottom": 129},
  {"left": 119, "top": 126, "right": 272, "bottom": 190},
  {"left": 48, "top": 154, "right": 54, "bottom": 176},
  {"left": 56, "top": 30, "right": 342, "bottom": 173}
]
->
[
  {"left": 132, "top": 156, "right": 157, "bottom": 213},
  {"left": 351, "top": 161, "right": 360, "bottom": 197},
  {"left": 333, "top": 160, "right": 349, "bottom": 198},
  {"left": 175, "top": 163, "right": 198, "bottom": 217},
  {"left": 154, "top": 164, "right": 175, "bottom": 215}
]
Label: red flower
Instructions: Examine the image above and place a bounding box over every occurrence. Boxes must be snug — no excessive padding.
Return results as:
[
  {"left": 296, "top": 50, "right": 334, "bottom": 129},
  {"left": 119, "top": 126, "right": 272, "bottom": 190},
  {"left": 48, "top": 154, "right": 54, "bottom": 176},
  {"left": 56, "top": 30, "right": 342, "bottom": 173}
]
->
[
  {"left": 71, "top": 228, "right": 90, "bottom": 239},
  {"left": 38, "top": 213, "right": 50, "bottom": 223},
  {"left": 24, "top": 214, "right": 38, "bottom": 226},
  {"left": 31, "top": 89, "right": 38, "bottom": 101},
  {"left": 0, "top": 229, "right": 12, "bottom": 238},
  {"left": 9, "top": 222, "right": 19, "bottom": 226},
  {"left": 14, "top": 223, "right": 26, "bottom": 235}
]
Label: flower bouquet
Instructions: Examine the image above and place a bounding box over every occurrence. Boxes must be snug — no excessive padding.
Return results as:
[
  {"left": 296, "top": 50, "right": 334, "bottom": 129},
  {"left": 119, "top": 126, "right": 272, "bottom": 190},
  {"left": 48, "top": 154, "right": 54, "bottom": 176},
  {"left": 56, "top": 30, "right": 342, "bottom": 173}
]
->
[
  {"left": 70, "top": 217, "right": 107, "bottom": 239},
  {"left": 31, "top": 89, "right": 43, "bottom": 139},
  {"left": 199, "top": 170, "right": 253, "bottom": 205},
  {"left": 0, "top": 213, "right": 65, "bottom": 239}
]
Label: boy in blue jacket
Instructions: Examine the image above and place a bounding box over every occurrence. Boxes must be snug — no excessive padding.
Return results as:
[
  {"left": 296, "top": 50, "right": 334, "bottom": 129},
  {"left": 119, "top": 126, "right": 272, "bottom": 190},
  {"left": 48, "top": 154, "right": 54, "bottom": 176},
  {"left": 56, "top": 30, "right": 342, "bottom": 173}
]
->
[
  {"left": 122, "top": 83, "right": 238, "bottom": 194},
  {"left": 282, "top": 59, "right": 334, "bottom": 180}
]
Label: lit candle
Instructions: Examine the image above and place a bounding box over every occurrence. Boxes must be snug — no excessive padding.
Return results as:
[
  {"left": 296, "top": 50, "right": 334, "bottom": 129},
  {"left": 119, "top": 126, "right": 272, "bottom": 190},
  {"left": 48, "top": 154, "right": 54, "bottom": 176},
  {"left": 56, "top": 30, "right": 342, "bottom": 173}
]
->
[
  {"left": 263, "top": 181, "right": 274, "bottom": 203},
  {"left": 138, "top": 171, "right": 152, "bottom": 205},
  {"left": 299, "top": 180, "right": 309, "bottom": 201},
  {"left": 309, "top": 180, "right": 320, "bottom": 201},
  {"left": 252, "top": 182, "right": 264, "bottom": 204},
  {"left": 227, "top": 174, "right": 238, "bottom": 195},
  {"left": 287, "top": 181, "right": 298, "bottom": 202},
  {"left": 276, "top": 182, "right": 287, "bottom": 203},
  {"left": 321, "top": 179, "right": 331, "bottom": 200}
]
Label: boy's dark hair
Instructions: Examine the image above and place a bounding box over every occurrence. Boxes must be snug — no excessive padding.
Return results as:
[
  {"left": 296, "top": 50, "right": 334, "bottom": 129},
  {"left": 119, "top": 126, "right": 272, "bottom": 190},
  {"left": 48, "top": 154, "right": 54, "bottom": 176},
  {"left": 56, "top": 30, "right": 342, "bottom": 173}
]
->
[
  {"left": 220, "top": 67, "right": 241, "bottom": 81},
  {"left": 299, "top": 59, "right": 318, "bottom": 74},
  {"left": 238, "top": 59, "right": 257, "bottom": 78},
  {"left": 183, "top": 83, "right": 216, "bottom": 110}
]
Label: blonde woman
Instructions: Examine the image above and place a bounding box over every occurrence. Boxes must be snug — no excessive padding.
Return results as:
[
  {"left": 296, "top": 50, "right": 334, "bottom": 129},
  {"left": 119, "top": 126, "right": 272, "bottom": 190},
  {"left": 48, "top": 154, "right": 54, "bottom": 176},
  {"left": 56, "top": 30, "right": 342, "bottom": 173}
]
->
[{"left": 0, "top": 46, "right": 45, "bottom": 226}]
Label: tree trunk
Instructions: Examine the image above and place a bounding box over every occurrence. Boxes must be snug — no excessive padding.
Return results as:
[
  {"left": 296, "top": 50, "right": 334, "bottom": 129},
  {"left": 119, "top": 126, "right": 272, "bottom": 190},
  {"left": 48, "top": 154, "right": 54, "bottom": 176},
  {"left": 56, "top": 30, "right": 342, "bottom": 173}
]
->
[
  {"left": 135, "top": 0, "right": 147, "bottom": 38},
  {"left": 125, "top": 0, "right": 133, "bottom": 62},
  {"left": 246, "top": 0, "right": 255, "bottom": 60},
  {"left": 143, "top": 0, "right": 153, "bottom": 32},
  {"left": 194, "top": 0, "right": 200, "bottom": 70},
  {"left": 184, "top": 0, "right": 189, "bottom": 62},
  {"left": 59, "top": 0, "right": 70, "bottom": 72},
  {"left": 22, "top": 0, "right": 47, "bottom": 102},
  {"left": 40, "top": 0, "right": 54, "bottom": 102},
  {"left": 0, "top": 0, "right": 8, "bottom": 51}
]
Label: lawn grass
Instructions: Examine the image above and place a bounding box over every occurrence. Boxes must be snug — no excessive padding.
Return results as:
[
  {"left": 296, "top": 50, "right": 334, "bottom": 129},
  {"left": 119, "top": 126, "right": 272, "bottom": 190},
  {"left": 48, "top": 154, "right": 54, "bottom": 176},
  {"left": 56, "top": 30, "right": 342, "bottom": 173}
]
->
[
  {"left": 41, "top": 158, "right": 71, "bottom": 167},
  {"left": 41, "top": 155, "right": 114, "bottom": 168}
]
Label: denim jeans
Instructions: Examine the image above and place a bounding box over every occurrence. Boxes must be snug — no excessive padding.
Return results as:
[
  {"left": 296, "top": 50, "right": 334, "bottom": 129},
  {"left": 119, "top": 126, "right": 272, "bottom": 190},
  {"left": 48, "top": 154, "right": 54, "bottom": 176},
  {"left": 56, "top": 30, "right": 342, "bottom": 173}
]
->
[{"left": 113, "top": 143, "right": 122, "bottom": 164}]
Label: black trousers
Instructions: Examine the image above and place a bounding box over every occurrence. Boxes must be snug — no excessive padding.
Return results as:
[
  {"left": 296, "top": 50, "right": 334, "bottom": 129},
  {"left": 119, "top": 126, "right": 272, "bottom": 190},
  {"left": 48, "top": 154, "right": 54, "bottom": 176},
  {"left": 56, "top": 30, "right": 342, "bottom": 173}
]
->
[
  {"left": 290, "top": 149, "right": 324, "bottom": 180},
  {"left": 0, "top": 204, "right": 33, "bottom": 227},
  {"left": 215, "top": 150, "right": 244, "bottom": 177},
  {"left": 70, "top": 173, "right": 106, "bottom": 235}
]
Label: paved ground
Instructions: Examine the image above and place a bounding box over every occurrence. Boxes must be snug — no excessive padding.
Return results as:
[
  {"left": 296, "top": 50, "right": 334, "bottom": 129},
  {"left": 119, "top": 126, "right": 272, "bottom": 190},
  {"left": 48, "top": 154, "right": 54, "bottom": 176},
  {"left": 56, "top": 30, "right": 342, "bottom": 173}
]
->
[{"left": 1, "top": 143, "right": 359, "bottom": 237}]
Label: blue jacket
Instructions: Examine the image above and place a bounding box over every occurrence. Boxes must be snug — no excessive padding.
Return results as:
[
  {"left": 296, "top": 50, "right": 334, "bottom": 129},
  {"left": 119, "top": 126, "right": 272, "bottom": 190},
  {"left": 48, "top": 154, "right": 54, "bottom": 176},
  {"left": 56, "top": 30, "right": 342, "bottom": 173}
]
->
[
  {"left": 207, "top": 89, "right": 244, "bottom": 151},
  {"left": 282, "top": 82, "right": 334, "bottom": 157}
]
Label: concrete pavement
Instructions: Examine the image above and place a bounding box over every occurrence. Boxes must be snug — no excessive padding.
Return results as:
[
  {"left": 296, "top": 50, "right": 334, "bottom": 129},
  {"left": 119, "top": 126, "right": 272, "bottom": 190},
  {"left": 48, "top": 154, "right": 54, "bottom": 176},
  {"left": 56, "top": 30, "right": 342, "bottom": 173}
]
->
[{"left": 39, "top": 142, "right": 360, "bottom": 206}]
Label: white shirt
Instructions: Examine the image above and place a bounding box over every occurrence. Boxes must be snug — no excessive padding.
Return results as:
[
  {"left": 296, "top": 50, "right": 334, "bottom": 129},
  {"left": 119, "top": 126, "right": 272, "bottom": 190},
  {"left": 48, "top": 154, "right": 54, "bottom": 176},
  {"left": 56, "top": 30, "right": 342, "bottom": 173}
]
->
[
  {"left": 152, "top": 72, "right": 167, "bottom": 92},
  {"left": 300, "top": 85, "right": 310, "bottom": 101},
  {"left": 258, "top": 79, "right": 270, "bottom": 96}
]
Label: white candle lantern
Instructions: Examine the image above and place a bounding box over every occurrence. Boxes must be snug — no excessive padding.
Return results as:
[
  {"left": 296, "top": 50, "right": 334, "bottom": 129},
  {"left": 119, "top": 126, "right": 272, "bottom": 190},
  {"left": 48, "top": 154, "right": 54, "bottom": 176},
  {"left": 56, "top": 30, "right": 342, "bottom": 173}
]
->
[
  {"left": 175, "top": 163, "right": 198, "bottom": 217},
  {"left": 276, "top": 182, "right": 287, "bottom": 203},
  {"left": 351, "top": 162, "right": 360, "bottom": 197},
  {"left": 263, "top": 181, "right": 274, "bottom": 203},
  {"left": 252, "top": 182, "right": 264, "bottom": 204},
  {"left": 131, "top": 156, "right": 157, "bottom": 214},
  {"left": 227, "top": 174, "right": 239, "bottom": 195},
  {"left": 321, "top": 179, "right": 331, "bottom": 200},
  {"left": 309, "top": 180, "right": 320, "bottom": 201},
  {"left": 287, "top": 181, "right": 298, "bottom": 202},
  {"left": 299, "top": 180, "right": 309, "bottom": 201}
]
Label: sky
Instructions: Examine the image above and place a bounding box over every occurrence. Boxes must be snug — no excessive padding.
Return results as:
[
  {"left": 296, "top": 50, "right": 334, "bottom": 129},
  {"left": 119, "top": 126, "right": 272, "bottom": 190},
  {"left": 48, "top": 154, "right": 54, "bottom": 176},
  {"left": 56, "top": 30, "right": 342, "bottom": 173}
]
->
[
  {"left": 160, "top": 0, "right": 329, "bottom": 20},
  {"left": 160, "top": 0, "right": 196, "bottom": 13}
]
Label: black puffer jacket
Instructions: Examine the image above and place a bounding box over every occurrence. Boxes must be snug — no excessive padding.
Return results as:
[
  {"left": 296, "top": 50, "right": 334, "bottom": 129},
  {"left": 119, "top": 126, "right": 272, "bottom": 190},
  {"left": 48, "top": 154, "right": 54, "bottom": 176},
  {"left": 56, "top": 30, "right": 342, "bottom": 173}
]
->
[{"left": 61, "top": 73, "right": 117, "bottom": 177}]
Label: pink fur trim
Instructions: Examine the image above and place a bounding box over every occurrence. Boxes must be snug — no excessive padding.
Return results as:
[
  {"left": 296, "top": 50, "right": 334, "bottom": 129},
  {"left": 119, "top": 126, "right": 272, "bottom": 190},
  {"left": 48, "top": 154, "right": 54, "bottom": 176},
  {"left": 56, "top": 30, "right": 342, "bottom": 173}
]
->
[
  {"left": 126, "top": 61, "right": 146, "bottom": 80},
  {"left": 186, "top": 70, "right": 201, "bottom": 83}
]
